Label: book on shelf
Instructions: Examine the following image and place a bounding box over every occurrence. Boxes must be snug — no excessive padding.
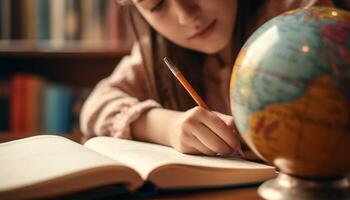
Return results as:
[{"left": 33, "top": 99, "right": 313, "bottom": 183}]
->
[
  {"left": 0, "top": 135, "right": 276, "bottom": 199},
  {"left": 42, "top": 83, "right": 74, "bottom": 134},
  {"left": 9, "top": 0, "right": 22, "bottom": 40},
  {"left": 5, "top": 74, "right": 89, "bottom": 136},
  {"left": 0, "top": 0, "right": 11, "bottom": 39},
  {"left": 37, "top": 0, "right": 50, "bottom": 40},
  {"left": 0, "top": 0, "right": 132, "bottom": 48},
  {"left": 81, "top": 0, "right": 104, "bottom": 43},
  {"left": 65, "top": 0, "right": 82, "bottom": 40},
  {"left": 10, "top": 74, "right": 28, "bottom": 135},
  {"left": 22, "top": 0, "right": 37, "bottom": 40},
  {"left": 50, "top": 0, "right": 66, "bottom": 45},
  {"left": 24, "top": 75, "right": 43, "bottom": 133}
]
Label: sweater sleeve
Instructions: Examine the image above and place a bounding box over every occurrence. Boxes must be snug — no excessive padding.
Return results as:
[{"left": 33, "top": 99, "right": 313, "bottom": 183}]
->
[{"left": 80, "top": 44, "right": 161, "bottom": 139}]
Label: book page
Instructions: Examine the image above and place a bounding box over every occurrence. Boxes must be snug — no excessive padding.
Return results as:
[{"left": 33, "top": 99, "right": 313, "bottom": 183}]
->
[
  {"left": 84, "top": 137, "right": 275, "bottom": 186},
  {"left": 0, "top": 135, "right": 142, "bottom": 198}
]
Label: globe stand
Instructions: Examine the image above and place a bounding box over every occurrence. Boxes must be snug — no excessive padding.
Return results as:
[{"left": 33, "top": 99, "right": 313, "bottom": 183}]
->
[{"left": 258, "top": 173, "right": 350, "bottom": 200}]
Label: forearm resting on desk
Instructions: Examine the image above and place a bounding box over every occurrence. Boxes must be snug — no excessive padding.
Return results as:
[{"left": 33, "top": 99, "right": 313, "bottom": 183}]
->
[
  {"left": 131, "top": 108, "right": 177, "bottom": 147},
  {"left": 130, "top": 107, "right": 242, "bottom": 156}
]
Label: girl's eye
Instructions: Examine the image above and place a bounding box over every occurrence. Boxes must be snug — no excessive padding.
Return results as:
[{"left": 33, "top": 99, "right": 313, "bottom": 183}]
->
[{"left": 150, "top": 0, "right": 165, "bottom": 13}]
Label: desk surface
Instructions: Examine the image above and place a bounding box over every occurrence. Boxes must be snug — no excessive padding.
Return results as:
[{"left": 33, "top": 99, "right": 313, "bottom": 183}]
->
[
  {"left": 154, "top": 188, "right": 260, "bottom": 200},
  {"left": 134, "top": 186, "right": 261, "bottom": 200}
]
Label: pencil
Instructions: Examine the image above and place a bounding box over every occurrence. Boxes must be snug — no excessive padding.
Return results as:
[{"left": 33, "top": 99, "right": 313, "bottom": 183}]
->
[
  {"left": 163, "top": 57, "right": 209, "bottom": 110},
  {"left": 163, "top": 57, "right": 245, "bottom": 158}
]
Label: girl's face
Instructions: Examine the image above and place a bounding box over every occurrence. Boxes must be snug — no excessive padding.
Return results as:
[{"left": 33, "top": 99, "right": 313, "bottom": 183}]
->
[{"left": 133, "top": 0, "right": 237, "bottom": 54}]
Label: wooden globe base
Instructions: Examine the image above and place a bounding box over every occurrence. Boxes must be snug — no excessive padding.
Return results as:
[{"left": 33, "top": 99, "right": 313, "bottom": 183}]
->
[{"left": 258, "top": 173, "right": 350, "bottom": 200}]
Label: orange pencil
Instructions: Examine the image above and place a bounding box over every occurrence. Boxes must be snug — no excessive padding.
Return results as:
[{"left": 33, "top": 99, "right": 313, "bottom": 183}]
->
[
  {"left": 163, "top": 57, "right": 245, "bottom": 158},
  {"left": 163, "top": 57, "right": 209, "bottom": 110}
]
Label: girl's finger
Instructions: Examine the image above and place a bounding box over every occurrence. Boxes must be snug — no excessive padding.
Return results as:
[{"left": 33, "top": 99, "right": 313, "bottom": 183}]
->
[
  {"left": 191, "top": 122, "right": 233, "bottom": 154},
  {"left": 198, "top": 111, "right": 240, "bottom": 151},
  {"left": 187, "top": 134, "right": 217, "bottom": 156}
]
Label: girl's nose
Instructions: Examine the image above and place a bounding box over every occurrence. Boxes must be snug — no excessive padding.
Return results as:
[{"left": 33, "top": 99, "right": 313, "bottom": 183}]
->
[{"left": 173, "top": 0, "right": 201, "bottom": 26}]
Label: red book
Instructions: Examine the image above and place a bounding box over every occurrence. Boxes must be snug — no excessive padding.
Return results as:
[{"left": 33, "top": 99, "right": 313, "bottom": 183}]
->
[
  {"left": 25, "top": 76, "right": 44, "bottom": 135},
  {"left": 10, "top": 74, "right": 27, "bottom": 135}
]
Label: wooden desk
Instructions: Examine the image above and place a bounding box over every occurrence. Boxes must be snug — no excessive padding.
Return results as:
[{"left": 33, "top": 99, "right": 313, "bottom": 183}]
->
[
  {"left": 124, "top": 186, "right": 262, "bottom": 200},
  {"left": 148, "top": 187, "right": 261, "bottom": 200}
]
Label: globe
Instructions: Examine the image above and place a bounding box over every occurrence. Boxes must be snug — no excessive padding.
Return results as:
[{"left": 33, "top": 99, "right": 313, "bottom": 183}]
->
[{"left": 230, "top": 7, "right": 350, "bottom": 178}]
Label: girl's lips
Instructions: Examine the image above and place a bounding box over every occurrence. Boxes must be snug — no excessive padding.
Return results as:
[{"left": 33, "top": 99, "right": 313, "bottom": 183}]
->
[{"left": 188, "top": 19, "right": 217, "bottom": 40}]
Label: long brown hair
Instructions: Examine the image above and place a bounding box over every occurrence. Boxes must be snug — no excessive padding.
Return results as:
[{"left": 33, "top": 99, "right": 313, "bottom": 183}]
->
[{"left": 119, "top": 1, "right": 264, "bottom": 111}]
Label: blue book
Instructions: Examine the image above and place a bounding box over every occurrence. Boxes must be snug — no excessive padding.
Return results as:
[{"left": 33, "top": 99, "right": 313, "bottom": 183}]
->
[
  {"left": 42, "top": 84, "right": 74, "bottom": 134},
  {"left": 37, "top": 0, "right": 50, "bottom": 40}
]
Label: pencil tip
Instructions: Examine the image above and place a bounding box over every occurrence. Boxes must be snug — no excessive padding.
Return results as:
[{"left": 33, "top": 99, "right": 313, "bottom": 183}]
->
[{"left": 238, "top": 149, "right": 245, "bottom": 158}]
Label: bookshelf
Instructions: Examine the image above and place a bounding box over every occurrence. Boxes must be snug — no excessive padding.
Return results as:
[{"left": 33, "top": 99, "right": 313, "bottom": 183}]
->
[
  {"left": 0, "top": 0, "right": 132, "bottom": 143},
  {"left": 0, "top": 41, "right": 130, "bottom": 86},
  {"left": 0, "top": 43, "right": 130, "bottom": 143}
]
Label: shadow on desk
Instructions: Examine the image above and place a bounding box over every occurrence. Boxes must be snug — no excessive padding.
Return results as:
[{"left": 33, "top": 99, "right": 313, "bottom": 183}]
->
[
  {"left": 55, "top": 183, "right": 261, "bottom": 200},
  {"left": 50, "top": 182, "right": 261, "bottom": 200},
  {"left": 138, "top": 184, "right": 261, "bottom": 200},
  {"left": 55, "top": 176, "right": 350, "bottom": 200}
]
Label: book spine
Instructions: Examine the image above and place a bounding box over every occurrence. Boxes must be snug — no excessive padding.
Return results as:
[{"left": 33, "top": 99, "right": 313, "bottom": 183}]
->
[
  {"left": 37, "top": 0, "right": 50, "bottom": 40},
  {"left": 20, "top": 0, "right": 27, "bottom": 39},
  {"left": 25, "top": 75, "right": 44, "bottom": 135},
  {"left": 50, "top": 0, "right": 66, "bottom": 46},
  {"left": 0, "top": 0, "right": 2, "bottom": 39},
  {"left": 81, "top": 0, "right": 103, "bottom": 45},
  {"left": 21, "top": 0, "right": 37, "bottom": 40},
  {"left": 1, "top": 0, "right": 11, "bottom": 40},
  {"left": 10, "top": 0, "right": 22, "bottom": 39},
  {"left": 42, "top": 84, "right": 74, "bottom": 134},
  {"left": 10, "top": 74, "right": 27, "bottom": 135},
  {"left": 65, "top": 0, "right": 82, "bottom": 41},
  {"left": 98, "top": 0, "right": 109, "bottom": 42}
]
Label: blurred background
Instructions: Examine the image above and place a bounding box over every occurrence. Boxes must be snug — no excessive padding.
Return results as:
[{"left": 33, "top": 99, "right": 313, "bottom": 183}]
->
[{"left": 0, "top": 0, "right": 133, "bottom": 143}]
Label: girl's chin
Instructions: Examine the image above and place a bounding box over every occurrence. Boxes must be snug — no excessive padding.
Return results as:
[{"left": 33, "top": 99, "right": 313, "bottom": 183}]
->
[
  {"left": 193, "top": 44, "right": 227, "bottom": 54},
  {"left": 179, "top": 38, "right": 228, "bottom": 54}
]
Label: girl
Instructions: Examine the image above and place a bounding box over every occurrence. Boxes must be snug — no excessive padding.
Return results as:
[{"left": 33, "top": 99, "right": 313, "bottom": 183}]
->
[{"left": 80, "top": 0, "right": 346, "bottom": 156}]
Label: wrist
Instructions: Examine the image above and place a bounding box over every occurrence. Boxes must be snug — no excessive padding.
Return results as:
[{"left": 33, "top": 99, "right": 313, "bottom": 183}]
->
[
  {"left": 167, "top": 111, "right": 185, "bottom": 149},
  {"left": 131, "top": 108, "right": 180, "bottom": 147}
]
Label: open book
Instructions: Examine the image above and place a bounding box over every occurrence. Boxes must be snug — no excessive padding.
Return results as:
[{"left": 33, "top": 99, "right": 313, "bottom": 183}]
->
[{"left": 0, "top": 135, "right": 276, "bottom": 199}]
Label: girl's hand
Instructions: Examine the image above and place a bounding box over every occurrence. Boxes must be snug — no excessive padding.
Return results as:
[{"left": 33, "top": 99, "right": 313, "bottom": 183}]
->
[{"left": 168, "top": 106, "right": 241, "bottom": 156}]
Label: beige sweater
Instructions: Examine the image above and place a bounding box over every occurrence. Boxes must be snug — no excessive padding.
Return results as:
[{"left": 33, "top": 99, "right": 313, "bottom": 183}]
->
[{"left": 80, "top": 0, "right": 335, "bottom": 140}]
